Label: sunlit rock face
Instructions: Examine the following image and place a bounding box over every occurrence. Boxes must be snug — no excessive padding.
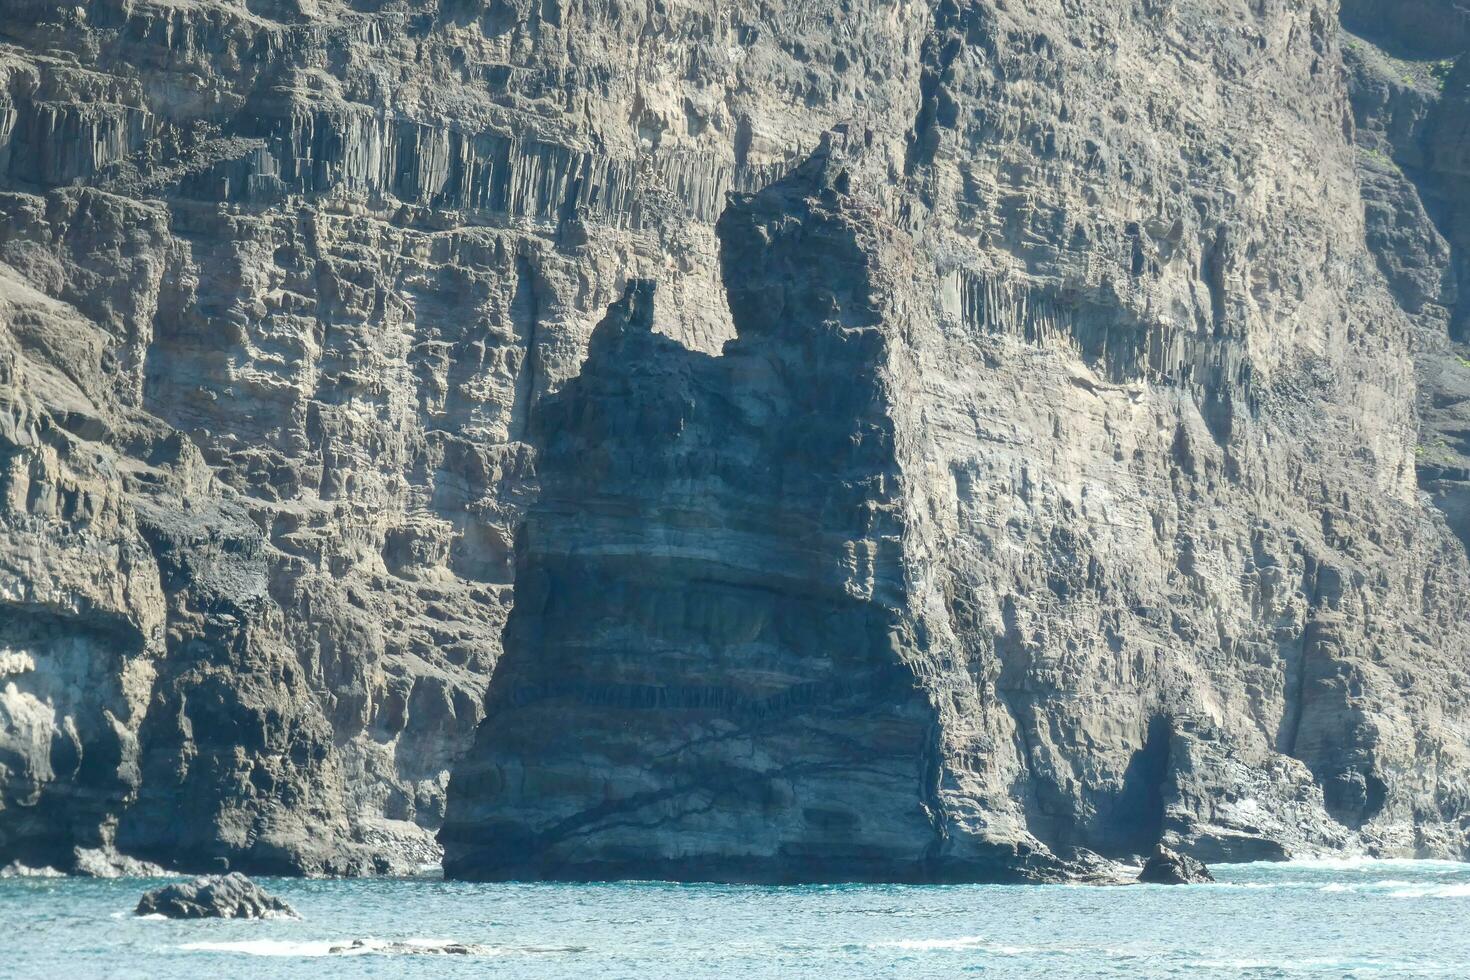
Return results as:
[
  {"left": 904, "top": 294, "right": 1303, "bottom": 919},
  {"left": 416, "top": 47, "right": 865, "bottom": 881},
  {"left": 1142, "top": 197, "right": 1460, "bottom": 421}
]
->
[{"left": 3, "top": 0, "right": 1470, "bottom": 878}]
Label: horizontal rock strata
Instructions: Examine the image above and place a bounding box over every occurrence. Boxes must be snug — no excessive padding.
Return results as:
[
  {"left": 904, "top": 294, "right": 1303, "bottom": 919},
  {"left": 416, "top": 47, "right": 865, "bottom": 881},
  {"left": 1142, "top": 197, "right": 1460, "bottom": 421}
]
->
[{"left": 0, "top": 0, "right": 1468, "bottom": 880}]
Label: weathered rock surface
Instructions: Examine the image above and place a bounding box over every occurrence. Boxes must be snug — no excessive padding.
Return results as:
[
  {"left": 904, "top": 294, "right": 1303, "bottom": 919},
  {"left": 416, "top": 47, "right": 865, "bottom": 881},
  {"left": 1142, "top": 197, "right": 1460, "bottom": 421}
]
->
[
  {"left": 1343, "top": 5, "right": 1470, "bottom": 555},
  {"left": 0, "top": 0, "right": 1466, "bottom": 882},
  {"left": 444, "top": 153, "right": 1039, "bottom": 882},
  {"left": 0, "top": 0, "right": 752, "bottom": 874},
  {"left": 1137, "top": 845, "right": 1214, "bottom": 885},
  {"left": 444, "top": 1, "right": 1470, "bottom": 879},
  {"left": 135, "top": 872, "right": 295, "bottom": 918}
]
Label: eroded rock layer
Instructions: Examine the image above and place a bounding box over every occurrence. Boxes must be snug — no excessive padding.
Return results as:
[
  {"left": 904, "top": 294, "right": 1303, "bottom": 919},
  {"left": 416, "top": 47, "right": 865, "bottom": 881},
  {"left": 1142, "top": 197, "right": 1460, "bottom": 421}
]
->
[
  {"left": 442, "top": 154, "right": 1036, "bottom": 882},
  {"left": 445, "top": 0, "right": 1470, "bottom": 877},
  {"left": 1, "top": 0, "right": 1469, "bottom": 878}
]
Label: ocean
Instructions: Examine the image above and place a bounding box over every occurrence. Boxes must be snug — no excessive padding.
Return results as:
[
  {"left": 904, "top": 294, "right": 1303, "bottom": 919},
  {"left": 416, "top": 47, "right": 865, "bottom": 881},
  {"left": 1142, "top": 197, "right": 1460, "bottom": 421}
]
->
[{"left": 6, "top": 858, "right": 1470, "bottom": 978}]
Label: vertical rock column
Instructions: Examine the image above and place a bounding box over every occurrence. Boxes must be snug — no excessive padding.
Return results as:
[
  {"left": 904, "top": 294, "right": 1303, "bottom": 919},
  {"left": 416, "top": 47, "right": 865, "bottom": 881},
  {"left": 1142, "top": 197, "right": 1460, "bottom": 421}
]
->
[{"left": 440, "top": 150, "right": 972, "bottom": 883}]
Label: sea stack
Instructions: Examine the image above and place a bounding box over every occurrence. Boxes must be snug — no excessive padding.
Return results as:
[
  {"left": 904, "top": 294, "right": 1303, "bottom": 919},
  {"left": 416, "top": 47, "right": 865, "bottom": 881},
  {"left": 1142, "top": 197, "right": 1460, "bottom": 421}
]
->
[{"left": 1137, "top": 846, "right": 1216, "bottom": 886}]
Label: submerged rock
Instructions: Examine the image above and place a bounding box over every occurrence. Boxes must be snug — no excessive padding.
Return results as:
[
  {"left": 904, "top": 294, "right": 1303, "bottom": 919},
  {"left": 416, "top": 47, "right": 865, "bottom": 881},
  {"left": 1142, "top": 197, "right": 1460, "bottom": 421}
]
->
[
  {"left": 135, "top": 873, "right": 296, "bottom": 919},
  {"left": 1137, "top": 846, "right": 1215, "bottom": 885}
]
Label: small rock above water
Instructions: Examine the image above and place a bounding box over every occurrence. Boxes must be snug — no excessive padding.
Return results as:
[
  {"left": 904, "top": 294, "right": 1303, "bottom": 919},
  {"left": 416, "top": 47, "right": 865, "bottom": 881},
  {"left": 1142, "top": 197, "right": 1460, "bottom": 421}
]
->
[
  {"left": 1137, "top": 845, "right": 1215, "bottom": 885},
  {"left": 135, "top": 873, "right": 297, "bottom": 919}
]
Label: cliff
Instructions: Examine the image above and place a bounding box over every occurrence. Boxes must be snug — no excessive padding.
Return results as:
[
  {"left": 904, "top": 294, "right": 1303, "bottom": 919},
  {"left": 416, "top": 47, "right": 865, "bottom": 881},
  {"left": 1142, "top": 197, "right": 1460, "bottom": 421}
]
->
[{"left": 2, "top": 0, "right": 1469, "bottom": 879}]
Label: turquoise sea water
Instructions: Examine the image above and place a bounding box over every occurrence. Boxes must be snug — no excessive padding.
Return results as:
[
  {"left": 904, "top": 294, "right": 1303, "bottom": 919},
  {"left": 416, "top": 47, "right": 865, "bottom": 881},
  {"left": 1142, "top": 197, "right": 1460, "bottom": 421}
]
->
[{"left": 6, "top": 859, "right": 1470, "bottom": 978}]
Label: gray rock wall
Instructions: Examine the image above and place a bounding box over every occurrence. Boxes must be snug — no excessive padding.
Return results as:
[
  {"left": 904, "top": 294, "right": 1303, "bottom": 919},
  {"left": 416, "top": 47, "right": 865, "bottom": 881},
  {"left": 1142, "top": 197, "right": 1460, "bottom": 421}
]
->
[
  {"left": 446, "top": 0, "right": 1470, "bottom": 877},
  {"left": 0, "top": 0, "right": 1467, "bottom": 878},
  {"left": 0, "top": 0, "right": 900, "bottom": 873}
]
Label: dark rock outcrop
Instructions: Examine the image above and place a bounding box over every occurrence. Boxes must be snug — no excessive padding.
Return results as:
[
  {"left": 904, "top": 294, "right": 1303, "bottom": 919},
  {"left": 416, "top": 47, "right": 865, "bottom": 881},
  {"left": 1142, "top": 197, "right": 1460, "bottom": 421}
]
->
[
  {"left": 135, "top": 873, "right": 295, "bottom": 919},
  {"left": 1137, "top": 846, "right": 1214, "bottom": 886},
  {"left": 442, "top": 148, "right": 1048, "bottom": 883}
]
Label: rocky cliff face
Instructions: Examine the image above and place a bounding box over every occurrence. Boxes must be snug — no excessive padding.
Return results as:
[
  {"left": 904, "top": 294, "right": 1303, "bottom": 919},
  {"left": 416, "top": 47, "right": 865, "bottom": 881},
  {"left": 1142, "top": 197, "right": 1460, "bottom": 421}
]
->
[
  {"left": 2, "top": 0, "right": 1469, "bottom": 879},
  {"left": 441, "top": 152, "right": 1013, "bottom": 882}
]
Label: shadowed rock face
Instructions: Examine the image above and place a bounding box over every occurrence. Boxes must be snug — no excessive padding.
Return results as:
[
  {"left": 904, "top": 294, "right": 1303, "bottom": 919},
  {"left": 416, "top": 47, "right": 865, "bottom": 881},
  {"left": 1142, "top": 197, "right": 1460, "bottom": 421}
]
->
[
  {"left": 1339, "top": 1, "right": 1470, "bottom": 546},
  {"left": 1342, "top": 1, "right": 1470, "bottom": 60},
  {"left": 4, "top": 0, "right": 1470, "bottom": 880},
  {"left": 442, "top": 152, "right": 1019, "bottom": 883}
]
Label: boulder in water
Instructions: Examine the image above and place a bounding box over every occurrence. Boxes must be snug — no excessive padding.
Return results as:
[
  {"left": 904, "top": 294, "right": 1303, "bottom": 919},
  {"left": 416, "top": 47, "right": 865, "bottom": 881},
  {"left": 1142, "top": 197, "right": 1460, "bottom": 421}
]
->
[
  {"left": 1137, "top": 845, "right": 1215, "bottom": 885},
  {"left": 135, "top": 873, "right": 296, "bottom": 919}
]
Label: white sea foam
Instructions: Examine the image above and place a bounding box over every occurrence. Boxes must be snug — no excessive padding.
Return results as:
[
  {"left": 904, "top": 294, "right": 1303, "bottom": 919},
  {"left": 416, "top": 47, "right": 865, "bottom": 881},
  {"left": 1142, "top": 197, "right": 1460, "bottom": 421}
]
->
[
  {"left": 869, "top": 936, "right": 1029, "bottom": 954},
  {"left": 1300, "top": 873, "right": 1470, "bottom": 898},
  {"left": 1318, "top": 879, "right": 1415, "bottom": 894},
  {"left": 182, "top": 938, "right": 488, "bottom": 956},
  {"left": 1385, "top": 883, "right": 1470, "bottom": 899},
  {"left": 180, "top": 939, "right": 341, "bottom": 957},
  {"left": 1190, "top": 956, "right": 1451, "bottom": 973},
  {"left": 1224, "top": 857, "right": 1469, "bottom": 874},
  {"left": 870, "top": 938, "right": 1155, "bottom": 961},
  {"left": 179, "top": 937, "right": 585, "bottom": 957}
]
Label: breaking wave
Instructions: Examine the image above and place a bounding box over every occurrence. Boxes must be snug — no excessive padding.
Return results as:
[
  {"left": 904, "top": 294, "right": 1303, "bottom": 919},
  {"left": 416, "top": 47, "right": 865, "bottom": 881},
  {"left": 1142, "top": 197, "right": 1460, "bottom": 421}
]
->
[
  {"left": 1189, "top": 956, "right": 1454, "bottom": 974},
  {"left": 867, "top": 936, "right": 1030, "bottom": 953},
  {"left": 1225, "top": 857, "right": 1469, "bottom": 874}
]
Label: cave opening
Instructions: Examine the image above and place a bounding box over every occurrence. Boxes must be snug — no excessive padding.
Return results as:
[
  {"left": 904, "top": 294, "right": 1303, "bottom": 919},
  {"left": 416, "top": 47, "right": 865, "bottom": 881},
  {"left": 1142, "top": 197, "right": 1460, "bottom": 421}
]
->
[{"left": 1109, "top": 715, "right": 1172, "bottom": 858}]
